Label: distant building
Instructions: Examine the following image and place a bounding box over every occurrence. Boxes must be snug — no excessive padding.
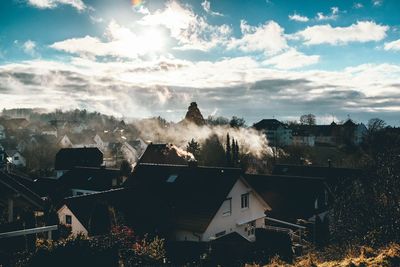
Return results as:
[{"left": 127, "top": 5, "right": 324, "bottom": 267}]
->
[
  {"left": 253, "top": 119, "right": 292, "bottom": 147},
  {"left": 288, "top": 119, "right": 367, "bottom": 147},
  {"left": 6, "top": 150, "right": 26, "bottom": 168}
]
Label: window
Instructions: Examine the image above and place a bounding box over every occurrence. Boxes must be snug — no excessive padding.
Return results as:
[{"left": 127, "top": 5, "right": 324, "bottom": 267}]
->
[
  {"left": 241, "top": 193, "right": 249, "bottom": 209},
  {"left": 166, "top": 174, "right": 178, "bottom": 183},
  {"left": 65, "top": 215, "right": 72, "bottom": 225},
  {"left": 222, "top": 198, "right": 232, "bottom": 216},
  {"left": 14, "top": 156, "right": 19, "bottom": 160}
]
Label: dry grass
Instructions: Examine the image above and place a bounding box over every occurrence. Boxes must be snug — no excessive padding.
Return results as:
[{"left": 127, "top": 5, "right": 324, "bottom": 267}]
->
[{"left": 251, "top": 243, "right": 400, "bottom": 267}]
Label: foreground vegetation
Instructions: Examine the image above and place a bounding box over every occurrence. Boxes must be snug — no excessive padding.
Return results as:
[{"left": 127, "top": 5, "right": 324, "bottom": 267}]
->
[{"left": 260, "top": 244, "right": 400, "bottom": 267}]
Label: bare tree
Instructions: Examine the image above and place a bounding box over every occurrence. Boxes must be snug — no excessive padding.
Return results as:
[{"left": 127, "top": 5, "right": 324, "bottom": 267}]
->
[{"left": 300, "top": 114, "right": 316, "bottom": 125}]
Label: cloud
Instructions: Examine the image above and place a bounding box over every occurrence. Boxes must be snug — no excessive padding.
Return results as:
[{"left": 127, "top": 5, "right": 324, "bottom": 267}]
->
[
  {"left": 372, "top": 0, "right": 383, "bottom": 6},
  {"left": 263, "top": 48, "right": 320, "bottom": 69},
  {"left": 384, "top": 39, "right": 400, "bottom": 51},
  {"left": 295, "top": 21, "right": 389, "bottom": 45},
  {"left": 1, "top": 56, "right": 400, "bottom": 124},
  {"left": 27, "top": 0, "right": 86, "bottom": 11},
  {"left": 22, "top": 40, "right": 37, "bottom": 56},
  {"left": 50, "top": 20, "right": 166, "bottom": 59},
  {"left": 288, "top": 13, "right": 309, "bottom": 22},
  {"left": 227, "top": 20, "right": 288, "bottom": 54},
  {"left": 316, "top": 7, "right": 339, "bottom": 21},
  {"left": 139, "top": 1, "right": 231, "bottom": 51},
  {"left": 354, "top": 3, "right": 364, "bottom": 9},
  {"left": 201, "top": 0, "right": 223, "bottom": 16}
]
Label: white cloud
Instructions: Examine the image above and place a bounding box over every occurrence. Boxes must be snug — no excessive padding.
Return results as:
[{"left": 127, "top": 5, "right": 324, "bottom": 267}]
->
[
  {"left": 201, "top": 0, "right": 223, "bottom": 16},
  {"left": 296, "top": 21, "right": 389, "bottom": 45},
  {"left": 384, "top": 39, "right": 400, "bottom": 51},
  {"left": 1, "top": 58, "right": 400, "bottom": 123},
  {"left": 227, "top": 20, "right": 288, "bottom": 54},
  {"left": 50, "top": 20, "right": 166, "bottom": 58},
  {"left": 372, "top": 0, "right": 383, "bottom": 6},
  {"left": 288, "top": 13, "right": 309, "bottom": 22},
  {"left": 316, "top": 7, "right": 339, "bottom": 21},
  {"left": 27, "top": 0, "right": 86, "bottom": 11},
  {"left": 139, "top": 1, "right": 230, "bottom": 51},
  {"left": 22, "top": 40, "right": 37, "bottom": 56},
  {"left": 354, "top": 3, "right": 364, "bottom": 9},
  {"left": 263, "top": 48, "right": 320, "bottom": 69}
]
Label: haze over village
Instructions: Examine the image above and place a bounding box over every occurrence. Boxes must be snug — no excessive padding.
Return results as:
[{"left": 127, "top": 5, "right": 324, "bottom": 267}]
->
[{"left": 1, "top": 0, "right": 400, "bottom": 266}]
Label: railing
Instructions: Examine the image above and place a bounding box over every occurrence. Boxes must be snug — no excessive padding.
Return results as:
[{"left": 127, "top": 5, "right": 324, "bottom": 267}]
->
[{"left": 0, "top": 225, "right": 58, "bottom": 240}]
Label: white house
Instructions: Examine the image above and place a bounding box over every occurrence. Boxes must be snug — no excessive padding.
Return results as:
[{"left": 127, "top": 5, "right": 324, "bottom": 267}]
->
[
  {"left": 253, "top": 119, "right": 292, "bottom": 147},
  {"left": 173, "top": 177, "right": 270, "bottom": 242},
  {"left": 58, "top": 204, "right": 88, "bottom": 236},
  {"left": 58, "top": 135, "right": 73, "bottom": 148},
  {"left": 58, "top": 164, "right": 271, "bottom": 242},
  {"left": 6, "top": 150, "right": 26, "bottom": 167},
  {"left": 41, "top": 126, "right": 58, "bottom": 137}
]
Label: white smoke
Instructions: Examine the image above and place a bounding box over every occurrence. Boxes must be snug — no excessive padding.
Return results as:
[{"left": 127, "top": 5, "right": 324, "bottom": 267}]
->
[{"left": 133, "top": 120, "right": 272, "bottom": 159}]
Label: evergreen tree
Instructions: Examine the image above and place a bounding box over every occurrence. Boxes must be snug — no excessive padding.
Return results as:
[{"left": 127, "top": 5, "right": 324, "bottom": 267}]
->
[
  {"left": 234, "top": 140, "right": 239, "bottom": 165},
  {"left": 226, "top": 133, "right": 231, "bottom": 166},
  {"left": 186, "top": 138, "right": 201, "bottom": 160},
  {"left": 231, "top": 137, "right": 236, "bottom": 166}
]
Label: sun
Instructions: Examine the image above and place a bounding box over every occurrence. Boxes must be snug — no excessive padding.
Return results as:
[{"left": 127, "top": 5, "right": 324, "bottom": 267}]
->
[{"left": 139, "top": 27, "right": 166, "bottom": 53}]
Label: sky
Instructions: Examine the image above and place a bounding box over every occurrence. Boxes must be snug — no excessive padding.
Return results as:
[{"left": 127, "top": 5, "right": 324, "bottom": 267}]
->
[{"left": 0, "top": 0, "right": 400, "bottom": 125}]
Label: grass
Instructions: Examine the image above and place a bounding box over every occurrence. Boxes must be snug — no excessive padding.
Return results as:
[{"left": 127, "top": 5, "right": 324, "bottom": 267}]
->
[{"left": 247, "top": 243, "right": 400, "bottom": 267}]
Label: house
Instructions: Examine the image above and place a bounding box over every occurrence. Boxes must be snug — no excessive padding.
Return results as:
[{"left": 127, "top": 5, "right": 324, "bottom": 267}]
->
[
  {"left": 291, "top": 127, "right": 315, "bottom": 147},
  {"left": 138, "top": 143, "right": 188, "bottom": 165},
  {"left": 70, "top": 122, "right": 88, "bottom": 134},
  {"left": 41, "top": 125, "right": 58, "bottom": 137},
  {"left": 244, "top": 174, "right": 330, "bottom": 223},
  {"left": 253, "top": 119, "right": 292, "bottom": 147},
  {"left": 52, "top": 166, "right": 124, "bottom": 201},
  {"left": 120, "top": 141, "right": 141, "bottom": 164},
  {"left": 288, "top": 120, "right": 367, "bottom": 147},
  {"left": 0, "top": 170, "right": 44, "bottom": 224},
  {"left": 0, "top": 124, "right": 6, "bottom": 140},
  {"left": 6, "top": 150, "right": 26, "bottom": 168},
  {"left": 58, "top": 134, "right": 73, "bottom": 148},
  {"left": 54, "top": 147, "right": 103, "bottom": 178},
  {"left": 58, "top": 163, "right": 271, "bottom": 242}
]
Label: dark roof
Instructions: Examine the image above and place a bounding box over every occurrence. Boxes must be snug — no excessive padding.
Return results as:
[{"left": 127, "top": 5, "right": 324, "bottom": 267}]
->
[
  {"left": 0, "top": 170, "right": 44, "bottom": 210},
  {"left": 138, "top": 143, "right": 187, "bottom": 165},
  {"left": 272, "top": 164, "right": 363, "bottom": 180},
  {"left": 253, "top": 119, "right": 286, "bottom": 131},
  {"left": 130, "top": 163, "right": 241, "bottom": 233},
  {"left": 244, "top": 174, "right": 327, "bottom": 221},
  {"left": 58, "top": 166, "right": 121, "bottom": 192},
  {"left": 55, "top": 147, "right": 103, "bottom": 170}
]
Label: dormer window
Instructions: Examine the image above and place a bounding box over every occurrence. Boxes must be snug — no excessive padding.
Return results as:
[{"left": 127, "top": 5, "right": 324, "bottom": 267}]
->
[
  {"left": 241, "top": 193, "right": 249, "bottom": 209},
  {"left": 167, "top": 174, "right": 178, "bottom": 183}
]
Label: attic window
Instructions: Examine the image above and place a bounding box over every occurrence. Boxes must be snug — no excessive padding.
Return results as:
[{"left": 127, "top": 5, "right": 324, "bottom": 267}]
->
[
  {"left": 65, "top": 215, "right": 72, "bottom": 225},
  {"left": 241, "top": 193, "right": 249, "bottom": 209},
  {"left": 166, "top": 174, "right": 178, "bottom": 183}
]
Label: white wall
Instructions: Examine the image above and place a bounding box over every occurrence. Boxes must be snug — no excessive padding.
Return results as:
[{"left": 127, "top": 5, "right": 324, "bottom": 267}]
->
[
  {"left": 58, "top": 205, "right": 88, "bottom": 236},
  {"left": 200, "top": 179, "right": 268, "bottom": 242}
]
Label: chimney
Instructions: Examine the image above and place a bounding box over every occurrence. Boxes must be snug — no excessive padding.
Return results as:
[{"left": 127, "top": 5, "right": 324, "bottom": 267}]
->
[{"left": 188, "top": 159, "right": 198, "bottom": 168}]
